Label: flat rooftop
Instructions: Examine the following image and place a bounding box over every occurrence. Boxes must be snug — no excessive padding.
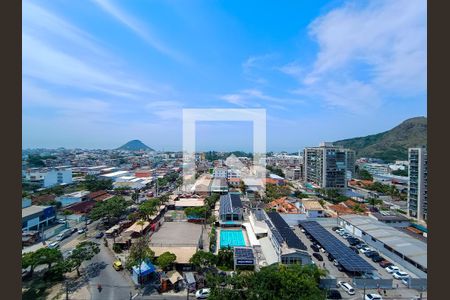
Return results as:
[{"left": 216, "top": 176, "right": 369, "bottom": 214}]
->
[
  {"left": 102, "top": 170, "right": 130, "bottom": 177},
  {"left": 149, "top": 222, "right": 203, "bottom": 246},
  {"left": 340, "top": 215, "right": 427, "bottom": 269},
  {"left": 22, "top": 205, "right": 51, "bottom": 219}
]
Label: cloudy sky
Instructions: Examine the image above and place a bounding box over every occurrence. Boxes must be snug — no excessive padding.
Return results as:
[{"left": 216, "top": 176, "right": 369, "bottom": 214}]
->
[{"left": 22, "top": 0, "right": 427, "bottom": 152}]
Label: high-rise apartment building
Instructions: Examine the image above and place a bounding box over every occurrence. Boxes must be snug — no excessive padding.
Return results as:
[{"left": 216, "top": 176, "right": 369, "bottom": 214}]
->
[
  {"left": 408, "top": 147, "right": 428, "bottom": 222},
  {"left": 303, "top": 143, "right": 354, "bottom": 189}
]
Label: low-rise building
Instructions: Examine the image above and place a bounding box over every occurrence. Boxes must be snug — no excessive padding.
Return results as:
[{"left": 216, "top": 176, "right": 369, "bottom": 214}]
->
[
  {"left": 57, "top": 190, "right": 89, "bottom": 207},
  {"left": 300, "top": 200, "right": 324, "bottom": 218},
  {"left": 22, "top": 205, "right": 56, "bottom": 232},
  {"left": 219, "top": 193, "right": 243, "bottom": 226},
  {"left": 210, "top": 178, "right": 229, "bottom": 193}
]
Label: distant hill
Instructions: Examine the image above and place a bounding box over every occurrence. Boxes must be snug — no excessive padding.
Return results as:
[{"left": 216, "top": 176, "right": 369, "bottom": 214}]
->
[
  {"left": 334, "top": 117, "right": 427, "bottom": 162},
  {"left": 117, "top": 140, "right": 154, "bottom": 151}
]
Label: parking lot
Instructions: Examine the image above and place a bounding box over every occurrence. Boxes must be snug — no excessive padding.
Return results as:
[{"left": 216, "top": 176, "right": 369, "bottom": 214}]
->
[{"left": 293, "top": 225, "right": 426, "bottom": 299}]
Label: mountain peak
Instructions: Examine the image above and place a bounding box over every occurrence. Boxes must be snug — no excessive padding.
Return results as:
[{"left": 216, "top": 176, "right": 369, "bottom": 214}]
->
[
  {"left": 117, "top": 140, "right": 154, "bottom": 151},
  {"left": 334, "top": 117, "right": 427, "bottom": 162}
]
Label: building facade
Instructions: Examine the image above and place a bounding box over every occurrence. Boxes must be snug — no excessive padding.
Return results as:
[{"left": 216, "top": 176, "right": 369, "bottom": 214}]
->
[
  {"left": 408, "top": 148, "right": 428, "bottom": 222},
  {"left": 303, "top": 143, "right": 353, "bottom": 189}
]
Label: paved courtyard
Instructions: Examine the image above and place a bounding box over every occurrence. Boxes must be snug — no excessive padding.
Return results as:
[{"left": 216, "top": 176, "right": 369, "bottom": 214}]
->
[{"left": 150, "top": 222, "right": 204, "bottom": 247}]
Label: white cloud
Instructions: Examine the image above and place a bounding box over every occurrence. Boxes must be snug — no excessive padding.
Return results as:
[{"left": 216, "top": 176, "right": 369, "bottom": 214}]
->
[
  {"left": 285, "top": 0, "right": 426, "bottom": 113},
  {"left": 220, "top": 89, "right": 304, "bottom": 109},
  {"left": 145, "top": 100, "right": 183, "bottom": 120},
  {"left": 91, "top": 0, "right": 188, "bottom": 63}
]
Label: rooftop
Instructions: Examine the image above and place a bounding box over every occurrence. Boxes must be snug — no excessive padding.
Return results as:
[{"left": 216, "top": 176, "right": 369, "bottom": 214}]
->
[
  {"left": 22, "top": 205, "right": 52, "bottom": 219},
  {"left": 102, "top": 170, "right": 130, "bottom": 177},
  {"left": 340, "top": 215, "right": 427, "bottom": 269},
  {"left": 219, "top": 193, "right": 243, "bottom": 215},
  {"left": 301, "top": 200, "right": 323, "bottom": 211}
]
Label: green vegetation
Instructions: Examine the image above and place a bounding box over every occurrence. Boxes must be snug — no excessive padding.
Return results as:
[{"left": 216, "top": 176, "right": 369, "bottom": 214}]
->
[
  {"left": 356, "top": 169, "right": 373, "bottom": 181},
  {"left": 66, "top": 241, "right": 100, "bottom": 277},
  {"left": 216, "top": 247, "right": 234, "bottom": 270},
  {"left": 138, "top": 199, "right": 160, "bottom": 220},
  {"left": 266, "top": 165, "right": 285, "bottom": 178},
  {"left": 89, "top": 196, "right": 129, "bottom": 224},
  {"left": 117, "top": 139, "right": 154, "bottom": 151},
  {"left": 334, "top": 117, "right": 427, "bottom": 162},
  {"left": 189, "top": 251, "right": 217, "bottom": 269},
  {"left": 84, "top": 175, "right": 113, "bottom": 191},
  {"left": 156, "top": 252, "right": 177, "bottom": 271},
  {"left": 367, "top": 198, "right": 383, "bottom": 206},
  {"left": 209, "top": 226, "right": 217, "bottom": 252},
  {"left": 157, "top": 171, "right": 179, "bottom": 187},
  {"left": 316, "top": 188, "right": 348, "bottom": 204},
  {"left": 392, "top": 168, "right": 408, "bottom": 177},
  {"left": 184, "top": 206, "right": 207, "bottom": 218},
  {"left": 125, "top": 237, "right": 155, "bottom": 284},
  {"left": 264, "top": 183, "right": 291, "bottom": 202},
  {"left": 294, "top": 190, "right": 309, "bottom": 199},
  {"left": 206, "top": 264, "right": 326, "bottom": 300}
]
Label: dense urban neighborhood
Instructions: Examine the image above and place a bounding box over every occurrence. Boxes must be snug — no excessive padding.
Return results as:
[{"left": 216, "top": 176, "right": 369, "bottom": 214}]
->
[{"left": 21, "top": 142, "right": 427, "bottom": 300}]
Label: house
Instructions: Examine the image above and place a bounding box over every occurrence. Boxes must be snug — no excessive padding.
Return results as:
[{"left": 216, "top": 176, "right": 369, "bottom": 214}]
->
[
  {"left": 86, "top": 190, "right": 113, "bottom": 202},
  {"left": 267, "top": 197, "right": 300, "bottom": 214},
  {"left": 300, "top": 200, "right": 324, "bottom": 218},
  {"left": 227, "top": 177, "right": 241, "bottom": 187},
  {"left": 268, "top": 173, "right": 285, "bottom": 185},
  {"left": 57, "top": 190, "right": 89, "bottom": 207},
  {"left": 25, "top": 166, "right": 73, "bottom": 188},
  {"left": 210, "top": 178, "right": 229, "bottom": 193},
  {"left": 213, "top": 167, "right": 228, "bottom": 178},
  {"left": 65, "top": 200, "right": 97, "bottom": 214},
  {"left": 31, "top": 194, "right": 56, "bottom": 205},
  {"left": 219, "top": 193, "right": 243, "bottom": 226},
  {"left": 191, "top": 175, "right": 212, "bottom": 196}
]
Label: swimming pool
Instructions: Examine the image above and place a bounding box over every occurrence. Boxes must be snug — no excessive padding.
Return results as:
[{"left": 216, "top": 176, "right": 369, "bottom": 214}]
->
[{"left": 220, "top": 229, "right": 246, "bottom": 249}]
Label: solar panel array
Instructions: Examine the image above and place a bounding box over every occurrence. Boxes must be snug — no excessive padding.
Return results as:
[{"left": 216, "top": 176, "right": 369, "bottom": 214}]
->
[
  {"left": 267, "top": 212, "right": 307, "bottom": 250},
  {"left": 299, "top": 221, "right": 375, "bottom": 272},
  {"left": 234, "top": 247, "right": 255, "bottom": 260},
  {"left": 220, "top": 194, "right": 243, "bottom": 215}
]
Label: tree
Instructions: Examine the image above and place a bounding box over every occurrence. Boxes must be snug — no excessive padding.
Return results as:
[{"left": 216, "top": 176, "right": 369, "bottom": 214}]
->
[
  {"left": 189, "top": 251, "right": 217, "bottom": 269},
  {"left": 357, "top": 169, "right": 373, "bottom": 181},
  {"left": 294, "top": 190, "right": 309, "bottom": 199},
  {"left": 84, "top": 175, "right": 113, "bottom": 191},
  {"left": 89, "top": 196, "right": 128, "bottom": 224},
  {"left": 35, "top": 247, "right": 63, "bottom": 270},
  {"left": 125, "top": 237, "right": 155, "bottom": 285},
  {"left": 67, "top": 241, "right": 100, "bottom": 277},
  {"left": 184, "top": 206, "right": 207, "bottom": 218},
  {"left": 131, "top": 191, "right": 140, "bottom": 203},
  {"left": 22, "top": 252, "right": 39, "bottom": 277},
  {"left": 138, "top": 199, "right": 159, "bottom": 221},
  {"left": 207, "top": 264, "right": 326, "bottom": 300},
  {"left": 217, "top": 247, "right": 234, "bottom": 270},
  {"left": 392, "top": 167, "right": 408, "bottom": 177},
  {"left": 156, "top": 252, "right": 177, "bottom": 271}
]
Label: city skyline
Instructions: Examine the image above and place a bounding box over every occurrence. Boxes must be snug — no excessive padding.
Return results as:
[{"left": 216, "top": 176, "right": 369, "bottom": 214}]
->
[{"left": 23, "top": 0, "right": 427, "bottom": 151}]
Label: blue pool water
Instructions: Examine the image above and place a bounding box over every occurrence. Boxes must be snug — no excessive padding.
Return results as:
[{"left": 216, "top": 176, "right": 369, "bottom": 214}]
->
[{"left": 220, "top": 230, "right": 246, "bottom": 249}]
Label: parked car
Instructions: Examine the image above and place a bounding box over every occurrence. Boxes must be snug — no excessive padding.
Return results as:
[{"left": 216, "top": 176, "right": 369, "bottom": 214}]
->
[
  {"left": 356, "top": 243, "right": 366, "bottom": 249},
  {"left": 48, "top": 241, "right": 60, "bottom": 249},
  {"left": 71, "top": 227, "right": 78, "bottom": 234},
  {"left": 379, "top": 260, "right": 393, "bottom": 268},
  {"left": 312, "top": 253, "right": 323, "bottom": 261},
  {"left": 338, "top": 230, "right": 347, "bottom": 236},
  {"left": 348, "top": 239, "right": 360, "bottom": 246},
  {"left": 333, "top": 259, "right": 339, "bottom": 266},
  {"left": 56, "top": 218, "right": 66, "bottom": 224},
  {"left": 393, "top": 271, "right": 410, "bottom": 280},
  {"left": 86, "top": 219, "right": 92, "bottom": 225},
  {"left": 320, "top": 247, "right": 326, "bottom": 253},
  {"left": 349, "top": 246, "right": 359, "bottom": 254},
  {"left": 310, "top": 244, "right": 320, "bottom": 252},
  {"left": 327, "top": 289, "right": 342, "bottom": 299},
  {"left": 328, "top": 254, "right": 335, "bottom": 261},
  {"left": 336, "top": 264, "right": 345, "bottom": 272},
  {"left": 195, "top": 288, "right": 211, "bottom": 299},
  {"left": 77, "top": 227, "right": 87, "bottom": 234},
  {"left": 342, "top": 233, "right": 351, "bottom": 239},
  {"left": 338, "top": 282, "right": 355, "bottom": 295},
  {"left": 365, "top": 251, "right": 379, "bottom": 258},
  {"left": 401, "top": 277, "right": 410, "bottom": 286},
  {"left": 365, "top": 294, "right": 383, "bottom": 300},
  {"left": 332, "top": 226, "right": 341, "bottom": 232},
  {"left": 360, "top": 247, "right": 372, "bottom": 254},
  {"left": 371, "top": 255, "right": 383, "bottom": 263},
  {"left": 385, "top": 265, "right": 400, "bottom": 273},
  {"left": 95, "top": 232, "right": 104, "bottom": 239}
]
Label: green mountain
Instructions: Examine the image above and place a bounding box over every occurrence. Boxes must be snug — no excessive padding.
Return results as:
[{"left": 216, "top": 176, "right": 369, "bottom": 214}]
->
[
  {"left": 334, "top": 117, "right": 427, "bottom": 162},
  {"left": 117, "top": 140, "right": 154, "bottom": 151}
]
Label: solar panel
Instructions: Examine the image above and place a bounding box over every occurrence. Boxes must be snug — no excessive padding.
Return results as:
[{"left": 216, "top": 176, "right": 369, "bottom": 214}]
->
[
  {"left": 230, "top": 194, "right": 243, "bottom": 208},
  {"left": 267, "top": 212, "right": 307, "bottom": 250},
  {"left": 234, "top": 247, "right": 255, "bottom": 259},
  {"left": 299, "top": 221, "right": 375, "bottom": 272}
]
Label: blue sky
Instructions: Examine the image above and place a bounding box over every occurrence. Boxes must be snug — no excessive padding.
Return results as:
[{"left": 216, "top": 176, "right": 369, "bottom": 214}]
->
[{"left": 22, "top": 0, "right": 427, "bottom": 152}]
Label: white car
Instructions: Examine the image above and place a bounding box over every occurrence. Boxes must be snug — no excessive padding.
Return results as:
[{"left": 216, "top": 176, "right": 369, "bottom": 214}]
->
[
  {"left": 360, "top": 247, "right": 373, "bottom": 254},
  {"left": 195, "top": 288, "right": 211, "bottom": 299},
  {"left": 393, "top": 271, "right": 410, "bottom": 279},
  {"left": 401, "top": 277, "right": 410, "bottom": 286},
  {"left": 77, "top": 227, "right": 87, "bottom": 234},
  {"left": 385, "top": 265, "right": 400, "bottom": 273},
  {"left": 338, "top": 281, "right": 355, "bottom": 295},
  {"left": 48, "top": 241, "right": 60, "bottom": 249},
  {"left": 365, "top": 294, "right": 383, "bottom": 300}
]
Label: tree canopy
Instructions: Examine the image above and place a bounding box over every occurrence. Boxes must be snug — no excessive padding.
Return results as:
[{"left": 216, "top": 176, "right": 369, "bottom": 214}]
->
[
  {"left": 207, "top": 264, "right": 326, "bottom": 300},
  {"left": 156, "top": 252, "right": 177, "bottom": 270},
  {"left": 125, "top": 237, "right": 155, "bottom": 271},
  {"left": 89, "top": 196, "right": 128, "bottom": 223},
  {"left": 66, "top": 241, "right": 100, "bottom": 276},
  {"left": 189, "top": 251, "right": 217, "bottom": 269},
  {"left": 84, "top": 175, "right": 113, "bottom": 191}
]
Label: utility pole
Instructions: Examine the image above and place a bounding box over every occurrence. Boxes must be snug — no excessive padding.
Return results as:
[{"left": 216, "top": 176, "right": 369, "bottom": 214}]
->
[{"left": 65, "top": 281, "right": 69, "bottom": 300}]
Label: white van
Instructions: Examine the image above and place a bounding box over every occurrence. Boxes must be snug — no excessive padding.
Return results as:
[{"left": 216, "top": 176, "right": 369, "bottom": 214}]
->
[{"left": 340, "top": 282, "right": 355, "bottom": 295}]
